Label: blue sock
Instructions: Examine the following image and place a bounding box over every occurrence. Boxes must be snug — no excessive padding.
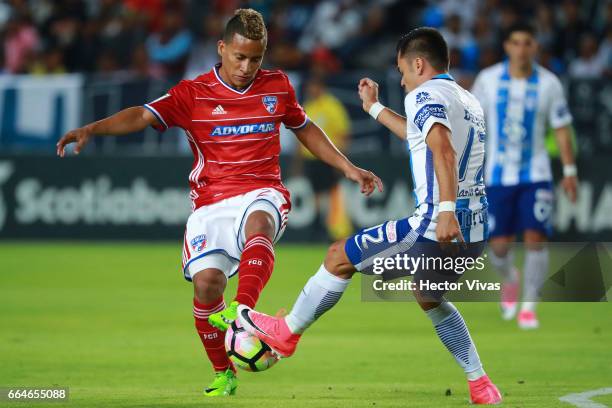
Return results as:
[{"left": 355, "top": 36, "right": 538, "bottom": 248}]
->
[{"left": 426, "top": 302, "right": 485, "bottom": 381}]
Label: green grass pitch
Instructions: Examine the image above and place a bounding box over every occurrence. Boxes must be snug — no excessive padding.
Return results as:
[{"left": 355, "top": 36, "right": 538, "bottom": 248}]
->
[{"left": 1, "top": 242, "right": 611, "bottom": 407}]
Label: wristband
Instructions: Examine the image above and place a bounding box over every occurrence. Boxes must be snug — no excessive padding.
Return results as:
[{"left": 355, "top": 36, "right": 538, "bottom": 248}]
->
[
  {"left": 368, "top": 102, "right": 385, "bottom": 120},
  {"left": 438, "top": 201, "right": 456, "bottom": 212},
  {"left": 563, "top": 164, "right": 577, "bottom": 177}
]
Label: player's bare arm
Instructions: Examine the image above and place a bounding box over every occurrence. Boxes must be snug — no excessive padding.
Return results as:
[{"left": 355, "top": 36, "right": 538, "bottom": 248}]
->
[
  {"left": 554, "top": 125, "right": 578, "bottom": 202},
  {"left": 294, "top": 121, "right": 383, "bottom": 196},
  {"left": 358, "top": 78, "right": 407, "bottom": 139},
  {"left": 56, "top": 107, "right": 158, "bottom": 157},
  {"left": 426, "top": 123, "right": 464, "bottom": 243}
]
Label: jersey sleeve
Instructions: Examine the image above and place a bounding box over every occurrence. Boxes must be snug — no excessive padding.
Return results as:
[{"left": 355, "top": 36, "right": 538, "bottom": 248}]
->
[
  {"left": 282, "top": 75, "right": 309, "bottom": 130},
  {"left": 144, "top": 80, "right": 194, "bottom": 131},
  {"left": 405, "top": 88, "right": 452, "bottom": 139},
  {"left": 547, "top": 76, "right": 573, "bottom": 129}
]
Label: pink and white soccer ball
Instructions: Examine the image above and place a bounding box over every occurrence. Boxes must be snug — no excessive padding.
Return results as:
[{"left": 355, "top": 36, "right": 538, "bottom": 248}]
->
[{"left": 225, "top": 320, "right": 279, "bottom": 372}]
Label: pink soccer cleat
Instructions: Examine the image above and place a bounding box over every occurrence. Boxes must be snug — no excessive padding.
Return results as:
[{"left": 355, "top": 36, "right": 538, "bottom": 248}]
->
[
  {"left": 517, "top": 309, "right": 539, "bottom": 330},
  {"left": 237, "top": 305, "right": 301, "bottom": 358},
  {"left": 468, "top": 374, "right": 502, "bottom": 405}
]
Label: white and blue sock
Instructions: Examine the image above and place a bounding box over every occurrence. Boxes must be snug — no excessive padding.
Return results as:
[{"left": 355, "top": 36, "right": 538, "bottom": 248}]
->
[
  {"left": 489, "top": 249, "right": 518, "bottom": 283},
  {"left": 285, "top": 264, "right": 350, "bottom": 334},
  {"left": 426, "top": 302, "right": 485, "bottom": 381},
  {"left": 521, "top": 248, "right": 549, "bottom": 312}
]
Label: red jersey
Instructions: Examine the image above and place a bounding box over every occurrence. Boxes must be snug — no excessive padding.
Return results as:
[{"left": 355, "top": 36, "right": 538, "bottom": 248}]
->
[{"left": 144, "top": 64, "right": 308, "bottom": 210}]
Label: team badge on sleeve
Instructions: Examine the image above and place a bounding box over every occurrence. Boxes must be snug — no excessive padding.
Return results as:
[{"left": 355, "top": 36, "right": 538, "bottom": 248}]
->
[
  {"left": 190, "top": 234, "right": 207, "bottom": 252},
  {"left": 415, "top": 91, "right": 432, "bottom": 105},
  {"left": 262, "top": 96, "right": 278, "bottom": 114}
]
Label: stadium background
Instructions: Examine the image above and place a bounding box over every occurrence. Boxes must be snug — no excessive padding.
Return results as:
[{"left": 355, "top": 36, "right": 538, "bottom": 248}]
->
[{"left": 0, "top": 0, "right": 611, "bottom": 242}]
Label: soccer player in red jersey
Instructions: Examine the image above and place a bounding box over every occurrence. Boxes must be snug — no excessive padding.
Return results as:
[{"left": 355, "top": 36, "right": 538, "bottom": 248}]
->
[{"left": 56, "top": 9, "right": 382, "bottom": 397}]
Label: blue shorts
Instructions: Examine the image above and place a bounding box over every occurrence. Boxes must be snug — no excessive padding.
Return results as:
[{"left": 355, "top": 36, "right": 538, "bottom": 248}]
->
[
  {"left": 344, "top": 218, "right": 485, "bottom": 300},
  {"left": 486, "top": 182, "right": 553, "bottom": 238}
]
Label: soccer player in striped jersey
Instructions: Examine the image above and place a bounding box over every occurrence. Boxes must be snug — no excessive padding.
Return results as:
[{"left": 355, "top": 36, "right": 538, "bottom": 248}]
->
[
  {"left": 238, "top": 28, "right": 502, "bottom": 405},
  {"left": 56, "top": 8, "right": 382, "bottom": 397},
  {"left": 471, "top": 22, "right": 578, "bottom": 329}
]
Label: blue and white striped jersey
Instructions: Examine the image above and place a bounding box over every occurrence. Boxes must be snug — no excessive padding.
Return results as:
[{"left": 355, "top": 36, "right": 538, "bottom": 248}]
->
[
  {"left": 405, "top": 74, "right": 488, "bottom": 242},
  {"left": 472, "top": 62, "right": 572, "bottom": 186}
]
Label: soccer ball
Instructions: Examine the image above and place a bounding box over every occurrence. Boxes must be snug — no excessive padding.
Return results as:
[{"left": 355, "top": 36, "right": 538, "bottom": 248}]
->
[{"left": 225, "top": 320, "right": 279, "bottom": 372}]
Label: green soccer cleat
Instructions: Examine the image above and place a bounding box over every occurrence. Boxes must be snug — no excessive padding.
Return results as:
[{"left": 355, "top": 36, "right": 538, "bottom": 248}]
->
[
  {"left": 208, "top": 301, "right": 239, "bottom": 331},
  {"left": 203, "top": 369, "right": 238, "bottom": 397}
]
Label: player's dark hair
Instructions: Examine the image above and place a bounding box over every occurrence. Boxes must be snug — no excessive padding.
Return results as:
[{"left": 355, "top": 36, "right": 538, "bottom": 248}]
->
[
  {"left": 503, "top": 22, "right": 536, "bottom": 41},
  {"left": 223, "top": 8, "right": 267, "bottom": 44},
  {"left": 396, "top": 27, "right": 449, "bottom": 72}
]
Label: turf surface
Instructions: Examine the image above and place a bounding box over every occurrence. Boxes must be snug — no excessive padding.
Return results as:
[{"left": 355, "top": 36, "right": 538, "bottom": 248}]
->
[{"left": 1, "top": 243, "right": 611, "bottom": 407}]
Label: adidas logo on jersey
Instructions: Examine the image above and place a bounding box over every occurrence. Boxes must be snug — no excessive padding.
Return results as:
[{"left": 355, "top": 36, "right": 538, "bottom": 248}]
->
[{"left": 212, "top": 105, "right": 227, "bottom": 115}]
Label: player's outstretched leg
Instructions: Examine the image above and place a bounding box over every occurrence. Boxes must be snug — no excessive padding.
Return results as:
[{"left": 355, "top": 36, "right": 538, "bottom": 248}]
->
[
  {"left": 489, "top": 239, "right": 520, "bottom": 320},
  {"left": 238, "top": 239, "right": 353, "bottom": 357},
  {"left": 209, "top": 210, "right": 276, "bottom": 331},
  {"left": 518, "top": 233, "right": 548, "bottom": 330},
  {"left": 192, "top": 270, "right": 238, "bottom": 397},
  {"left": 417, "top": 298, "right": 502, "bottom": 405}
]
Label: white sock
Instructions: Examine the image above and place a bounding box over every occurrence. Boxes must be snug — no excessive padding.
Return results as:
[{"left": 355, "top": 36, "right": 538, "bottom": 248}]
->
[
  {"left": 489, "top": 249, "right": 518, "bottom": 283},
  {"left": 426, "top": 302, "right": 486, "bottom": 381},
  {"left": 522, "top": 248, "right": 549, "bottom": 312},
  {"left": 285, "top": 264, "right": 350, "bottom": 334}
]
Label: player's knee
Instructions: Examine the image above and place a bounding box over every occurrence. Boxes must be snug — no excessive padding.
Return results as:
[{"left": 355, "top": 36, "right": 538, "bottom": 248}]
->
[
  {"left": 244, "top": 210, "right": 275, "bottom": 239},
  {"left": 489, "top": 237, "right": 512, "bottom": 257},
  {"left": 324, "top": 240, "right": 344, "bottom": 268},
  {"left": 324, "top": 240, "right": 354, "bottom": 278},
  {"left": 523, "top": 230, "right": 547, "bottom": 250},
  {"left": 193, "top": 269, "right": 226, "bottom": 304},
  {"left": 413, "top": 289, "right": 441, "bottom": 312}
]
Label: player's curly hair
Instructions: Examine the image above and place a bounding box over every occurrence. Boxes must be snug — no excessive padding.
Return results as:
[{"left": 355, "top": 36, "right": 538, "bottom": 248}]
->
[{"left": 223, "top": 9, "right": 267, "bottom": 44}]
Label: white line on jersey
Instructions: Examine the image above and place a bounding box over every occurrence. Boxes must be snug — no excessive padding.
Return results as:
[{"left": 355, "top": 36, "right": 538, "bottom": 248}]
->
[
  {"left": 195, "top": 92, "right": 288, "bottom": 101},
  {"left": 192, "top": 114, "right": 284, "bottom": 122},
  {"left": 207, "top": 156, "right": 277, "bottom": 164}
]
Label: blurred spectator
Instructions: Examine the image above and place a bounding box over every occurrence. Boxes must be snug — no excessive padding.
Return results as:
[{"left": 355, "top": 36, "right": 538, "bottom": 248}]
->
[
  {"left": 538, "top": 47, "right": 566, "bottom": 76},
  {"left": 440, "top": 14, "right": 470, "bottom": 50},
  {"left": 184, "top": 12, "right": 224, "bottom": 80},
  {"left": 295, "top": 74, "right": 352, "bottom": 240},
  {"left": 298, "top": 0, "right": 361, "bottom": 63},
  {"left": 0, "top": 2, "right": 11, "bottom": 27},
  {"left": 123, "top": 0, "right": 166, "bottom": 32},
  {"left": 569, "top": 33, "right": 605, "bottom": 78},
  {"left": 597, "top": 25, "right": 612, "bottom": 77},
  {"left": 0, "top": 0, "right": 608, "bottom": 81},
  {"left": 498, "top": 5, "right": 519, "bottom": 35},
  {"left": 29, "top": 47, "right": 66, "bottom": 74},
  {"left": 421, "top": 4, "right": 445, "bottom": 28},
  {"left": 130, "top": 44, "right": 156, "bottom": 79},
  {"left": 472, "top": 15, "right": 495, "bottom": 51},
  {"left": 535, "top": 4, "right": 557, "bottom": 51},
  {"left": 96, "top": 49, "right": 121, "bottom": 74},
  {"left": 555, "top": 0, "right": 587, "bottom": 62},
  {"left": 438, "top": 0, "right": 479, "bottom": 29},
  {"left": 478, "top": 46, "right": 500, "bottom": 70},
  {"left": 145, "top": 10, "right": 192, "bottom": 77},
  {"left": 440, "top": 14, "right": 479, "bottom": 72},
  {"left": 3, "top": 15, "right": 39, "bottom": 73}
]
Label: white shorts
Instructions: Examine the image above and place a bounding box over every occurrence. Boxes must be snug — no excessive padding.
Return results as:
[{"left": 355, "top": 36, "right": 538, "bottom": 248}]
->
[{"left": 181, "top": 188, "right": 290, "bottom": 281}]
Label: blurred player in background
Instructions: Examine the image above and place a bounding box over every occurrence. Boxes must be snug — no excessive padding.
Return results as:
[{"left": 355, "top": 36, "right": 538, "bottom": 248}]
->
[
  {"left": 238, "top": 28, "right": 502, "bottom": 405},
  {"left": 56, "top": 8, "right": 381, "bottom": 397},
  {"left": 296, "top": 74, "right": 353, "bottom": 241},
  {"left": 471, "top": 22, "right": 578, "bottom": 329}
]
